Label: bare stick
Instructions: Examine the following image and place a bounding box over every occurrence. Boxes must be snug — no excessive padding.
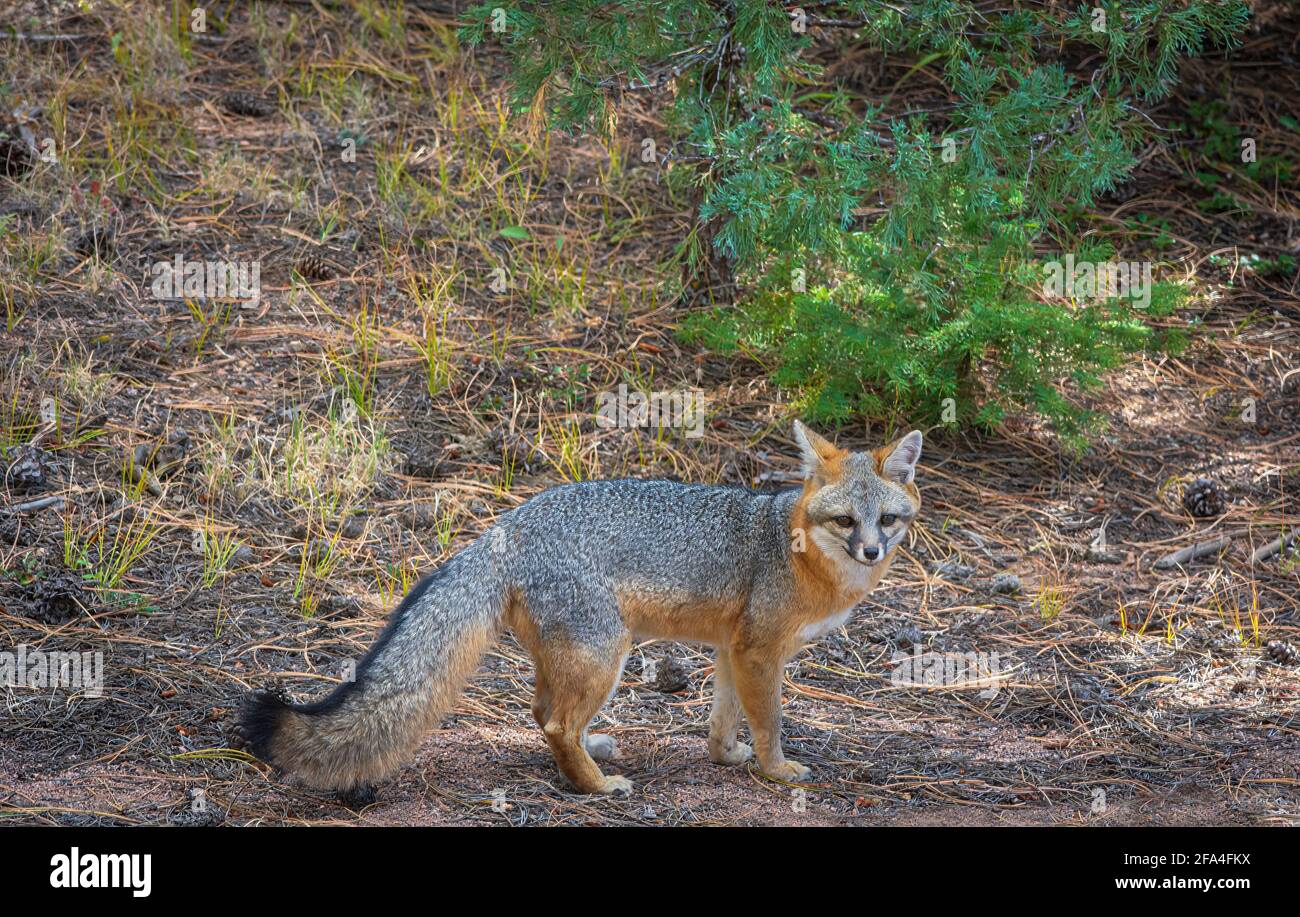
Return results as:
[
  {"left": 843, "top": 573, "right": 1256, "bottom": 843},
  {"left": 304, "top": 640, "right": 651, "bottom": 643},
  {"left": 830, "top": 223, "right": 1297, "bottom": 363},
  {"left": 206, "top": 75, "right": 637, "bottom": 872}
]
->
[
  {"left": 9, "top": 495, "right": 64, "bottom": 513},
  {"left": 1153, "top": 536, "right": 1232, "bottom": 570},
  {"left": 1251, "top": 531, "right": 1297, "bottom": 565}
]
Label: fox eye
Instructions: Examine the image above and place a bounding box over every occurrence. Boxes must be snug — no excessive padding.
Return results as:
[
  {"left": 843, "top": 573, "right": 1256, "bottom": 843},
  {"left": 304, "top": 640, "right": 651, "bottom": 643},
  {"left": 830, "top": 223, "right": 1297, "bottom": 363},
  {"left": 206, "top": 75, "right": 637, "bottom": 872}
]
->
[
  {"left": 832, "top": 515, "right": 854, "bottom": 528},
  {"left": 880, "top": 514, "right": 897, "bottom": 526}
]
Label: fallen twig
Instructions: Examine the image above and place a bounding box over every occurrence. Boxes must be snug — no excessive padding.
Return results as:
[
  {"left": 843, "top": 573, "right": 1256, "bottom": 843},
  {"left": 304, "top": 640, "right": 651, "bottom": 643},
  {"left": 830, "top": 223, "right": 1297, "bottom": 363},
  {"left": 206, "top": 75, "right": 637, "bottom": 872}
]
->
[
  {"left": 1153, "top": 535, "right": 1232, "bottom": 570},
  {"left": 9, "top": 495, "right": 64, "bottom": 513},
  {"left": 1251, "top": 531, "right": 1298, "bottom": 565}
]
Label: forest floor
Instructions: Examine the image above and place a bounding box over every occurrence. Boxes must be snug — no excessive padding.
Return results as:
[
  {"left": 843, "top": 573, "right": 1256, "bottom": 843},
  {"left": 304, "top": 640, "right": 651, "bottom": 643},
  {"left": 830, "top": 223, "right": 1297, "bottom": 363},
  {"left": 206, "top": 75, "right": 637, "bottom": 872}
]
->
[{"left": 0, "top": 1, "right": 1297, "bottom": 826}]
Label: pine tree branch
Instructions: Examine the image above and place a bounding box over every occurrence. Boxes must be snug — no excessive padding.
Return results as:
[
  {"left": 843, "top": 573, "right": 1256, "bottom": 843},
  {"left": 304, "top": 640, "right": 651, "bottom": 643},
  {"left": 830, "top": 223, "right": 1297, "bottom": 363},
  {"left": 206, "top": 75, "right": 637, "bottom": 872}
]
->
[{"left": 596, "top": 47, "right": 716, "bottom": 92}]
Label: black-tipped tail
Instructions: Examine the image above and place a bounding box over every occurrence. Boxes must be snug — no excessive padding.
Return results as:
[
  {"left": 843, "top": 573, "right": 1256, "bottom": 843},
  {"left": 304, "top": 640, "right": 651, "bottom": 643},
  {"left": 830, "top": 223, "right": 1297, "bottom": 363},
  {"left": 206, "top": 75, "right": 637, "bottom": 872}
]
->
[
  {"left": 230, "top": 541, "right": 510, "bottom": 791},
  {"left": 234, "top": 688, "right": 291, "bottom": 765}
]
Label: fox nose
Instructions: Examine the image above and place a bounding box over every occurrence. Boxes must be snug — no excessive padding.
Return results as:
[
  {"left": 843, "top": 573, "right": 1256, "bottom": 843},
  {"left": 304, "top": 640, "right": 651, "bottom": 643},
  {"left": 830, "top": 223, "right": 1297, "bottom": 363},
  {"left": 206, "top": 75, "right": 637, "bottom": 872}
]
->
[{"left": 862, "top": 545, "right": 880, "bottom": 561}]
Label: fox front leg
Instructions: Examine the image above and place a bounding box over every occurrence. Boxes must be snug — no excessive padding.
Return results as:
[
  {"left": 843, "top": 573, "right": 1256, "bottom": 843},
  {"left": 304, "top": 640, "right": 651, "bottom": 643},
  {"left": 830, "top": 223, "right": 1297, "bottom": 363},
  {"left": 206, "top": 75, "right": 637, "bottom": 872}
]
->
[
  {"left": 707, "top": 650, "right": 753, "bottom": 766},
  {"left": 730, "top": 646, "right": 811, "bottom": 783}
]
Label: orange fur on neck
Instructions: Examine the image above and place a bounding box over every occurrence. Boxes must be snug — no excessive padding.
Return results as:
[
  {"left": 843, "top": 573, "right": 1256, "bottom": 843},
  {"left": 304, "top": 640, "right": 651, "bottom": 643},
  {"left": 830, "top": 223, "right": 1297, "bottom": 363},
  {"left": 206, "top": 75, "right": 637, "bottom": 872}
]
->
[{"left": 790, "top": 484, "right": 851, "bottom": 607}]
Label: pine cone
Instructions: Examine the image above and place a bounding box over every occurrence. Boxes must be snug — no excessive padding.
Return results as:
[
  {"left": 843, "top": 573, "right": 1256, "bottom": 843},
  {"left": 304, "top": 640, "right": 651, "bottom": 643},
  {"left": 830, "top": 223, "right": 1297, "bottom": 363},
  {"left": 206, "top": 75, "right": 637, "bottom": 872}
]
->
[
  {"left": 3, "top": 444, "right": 53, "bottom": 492},
  {"left": 23, "top": 572, "right": 88, "bottom": 624},
  {"left": 1182, "top": 477, "right": 1224, "bottom": 518},
  {"left": 651, "top": 655, "right": 690, "bottom": 693},
  {"left": 1266, "top": 640, "right": 1299, "bottom": 666},
  {"left": 294, "top": 252, "right": 333, "bottom": 281},
  {"left": 220, "top": 91, "right": 274, "bottom": 118}
]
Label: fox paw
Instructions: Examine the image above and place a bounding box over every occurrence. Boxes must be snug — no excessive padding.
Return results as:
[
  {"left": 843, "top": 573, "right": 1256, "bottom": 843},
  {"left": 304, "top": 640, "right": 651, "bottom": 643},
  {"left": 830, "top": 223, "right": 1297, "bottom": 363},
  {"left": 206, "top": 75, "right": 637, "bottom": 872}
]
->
[
  {"left": 584, "top": 733, "right": 619, "bottom": 761},
  {"left": 598, "top": 775, "right": 634, "bottom": 796},
  {"left": 762, "top": 759, "right": 811, "bottom": 783},
  {"left": 708, "top": 740, "right": 753, "bottom": 766}
]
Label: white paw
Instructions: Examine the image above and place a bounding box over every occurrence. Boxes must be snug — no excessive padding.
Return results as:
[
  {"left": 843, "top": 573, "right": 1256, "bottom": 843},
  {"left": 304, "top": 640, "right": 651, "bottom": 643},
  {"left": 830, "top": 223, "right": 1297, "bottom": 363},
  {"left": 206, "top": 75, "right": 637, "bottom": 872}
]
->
[
  {"left": 764, "top": 759, "right": 812, "bottom": 782},
  {"left": 585, "top": 733, "right": 619, "bottom": 761},
  {"left": 599, "top": 775, "right": 634, "bottom": 796},
  {"left": 708, "top": 740, "right": 753, "bottom": 766}
]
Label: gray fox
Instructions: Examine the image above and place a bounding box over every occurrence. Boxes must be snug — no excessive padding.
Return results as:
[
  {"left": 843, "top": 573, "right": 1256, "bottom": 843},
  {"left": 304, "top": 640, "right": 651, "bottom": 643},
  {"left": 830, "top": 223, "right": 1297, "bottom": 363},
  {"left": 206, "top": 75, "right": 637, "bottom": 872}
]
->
[{"left": 237, "top": 422, "right": 922, "bottom": 795}]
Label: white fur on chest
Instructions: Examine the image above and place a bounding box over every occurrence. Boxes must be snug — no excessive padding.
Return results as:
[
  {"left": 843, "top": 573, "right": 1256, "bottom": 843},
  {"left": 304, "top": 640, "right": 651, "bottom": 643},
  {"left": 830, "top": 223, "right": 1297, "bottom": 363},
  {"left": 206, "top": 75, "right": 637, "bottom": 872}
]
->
[{"left": 800, "top": 603, "right": 857, "bottom": 642}]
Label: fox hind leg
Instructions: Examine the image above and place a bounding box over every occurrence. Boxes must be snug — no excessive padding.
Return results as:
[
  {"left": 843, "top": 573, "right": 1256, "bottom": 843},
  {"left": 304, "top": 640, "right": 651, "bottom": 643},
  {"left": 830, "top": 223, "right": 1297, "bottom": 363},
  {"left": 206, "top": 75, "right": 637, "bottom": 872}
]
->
[
  {"left": 535, "top": 640, "right": 632, "bottom": 794},
  {"left": 531, "top": 668, "right": 552, "bottom": 729},
  {"left": 535, "top": 661, "right": 618, "bottom": 760}
]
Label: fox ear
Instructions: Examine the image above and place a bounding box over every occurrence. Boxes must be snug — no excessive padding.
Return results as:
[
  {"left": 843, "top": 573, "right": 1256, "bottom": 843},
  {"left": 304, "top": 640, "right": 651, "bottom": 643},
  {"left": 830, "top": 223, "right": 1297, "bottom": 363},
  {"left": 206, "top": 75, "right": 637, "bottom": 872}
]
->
[
  {"left": 792, "top": 420, "right": 840, "bottom": 479},
  {"left": 879, "top": 430, "right": 923, "bottom": 485}
]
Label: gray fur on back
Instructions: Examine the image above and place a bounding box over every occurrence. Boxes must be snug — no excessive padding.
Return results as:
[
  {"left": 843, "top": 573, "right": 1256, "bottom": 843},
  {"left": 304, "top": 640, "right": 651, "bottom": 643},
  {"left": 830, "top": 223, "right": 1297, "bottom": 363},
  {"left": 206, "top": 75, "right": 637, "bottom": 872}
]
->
[{"left": 490, "top": 480, "right": 799, "bottom": 643}]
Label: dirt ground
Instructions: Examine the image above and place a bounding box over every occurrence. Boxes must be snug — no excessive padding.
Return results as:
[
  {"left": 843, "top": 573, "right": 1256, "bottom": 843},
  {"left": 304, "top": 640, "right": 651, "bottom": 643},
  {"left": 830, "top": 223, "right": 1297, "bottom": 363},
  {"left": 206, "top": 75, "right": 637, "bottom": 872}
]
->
[{"left": 0, "top": 2, "right": 1297, "bottom": 826}]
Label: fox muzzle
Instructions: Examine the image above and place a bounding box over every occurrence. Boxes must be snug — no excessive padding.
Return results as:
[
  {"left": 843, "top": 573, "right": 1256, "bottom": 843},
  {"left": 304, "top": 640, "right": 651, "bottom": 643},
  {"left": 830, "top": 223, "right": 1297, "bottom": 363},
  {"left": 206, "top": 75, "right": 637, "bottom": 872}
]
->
[{"left": 848, "top": 526, "right": 883, "bottom": 564}]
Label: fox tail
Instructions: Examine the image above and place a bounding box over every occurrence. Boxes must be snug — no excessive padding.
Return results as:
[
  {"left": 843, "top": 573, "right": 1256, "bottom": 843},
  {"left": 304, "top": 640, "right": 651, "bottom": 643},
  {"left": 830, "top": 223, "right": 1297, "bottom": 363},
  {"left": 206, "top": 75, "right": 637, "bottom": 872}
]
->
[{"left": 237, "top": 541, "right": 508, "bottom": 790}]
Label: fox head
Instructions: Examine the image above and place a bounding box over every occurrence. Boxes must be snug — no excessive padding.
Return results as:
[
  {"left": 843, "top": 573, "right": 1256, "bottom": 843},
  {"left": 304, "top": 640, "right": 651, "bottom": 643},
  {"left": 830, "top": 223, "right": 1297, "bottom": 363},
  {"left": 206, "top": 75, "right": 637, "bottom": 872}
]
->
[{"left": 792, "top": 420, "right": 922, "bottom": 568}]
